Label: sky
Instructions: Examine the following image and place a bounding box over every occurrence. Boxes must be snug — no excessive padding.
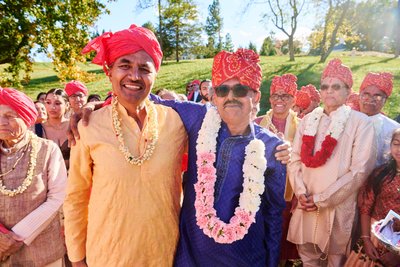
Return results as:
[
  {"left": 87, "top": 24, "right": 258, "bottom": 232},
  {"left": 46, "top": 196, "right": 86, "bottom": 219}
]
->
[{"left": 95, "top": 0, "right": 316, "bottom": 50}]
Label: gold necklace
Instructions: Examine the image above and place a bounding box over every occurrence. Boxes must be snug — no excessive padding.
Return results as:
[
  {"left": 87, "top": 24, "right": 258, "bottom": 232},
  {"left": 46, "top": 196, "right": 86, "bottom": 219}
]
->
[
  {"left": 0, "top": 131, "right": 39, "bottom": 197},
  {"left": 111, "top": 96, "right": 159, "bottom": 165},
  {"left": 0, "top": 144, "right": 29, "bottom": 178}
]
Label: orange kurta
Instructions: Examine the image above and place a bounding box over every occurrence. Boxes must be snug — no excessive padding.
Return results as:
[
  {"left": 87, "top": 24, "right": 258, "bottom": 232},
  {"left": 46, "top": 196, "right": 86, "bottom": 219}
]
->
[{"left": 64, "top": 103, "right": 187, "bottom": 266}]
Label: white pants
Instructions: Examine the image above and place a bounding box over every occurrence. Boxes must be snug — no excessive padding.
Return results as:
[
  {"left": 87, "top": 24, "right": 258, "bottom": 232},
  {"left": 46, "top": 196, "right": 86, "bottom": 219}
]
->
[{"left": 298, "top": 243, "right": 346, "bottom": 267}]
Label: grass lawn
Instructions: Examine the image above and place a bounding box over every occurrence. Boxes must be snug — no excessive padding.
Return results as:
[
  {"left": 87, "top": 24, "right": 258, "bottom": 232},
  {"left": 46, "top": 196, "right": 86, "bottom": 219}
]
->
[{"left": 4, "top": 51, "right": 400, "bottom": 118}]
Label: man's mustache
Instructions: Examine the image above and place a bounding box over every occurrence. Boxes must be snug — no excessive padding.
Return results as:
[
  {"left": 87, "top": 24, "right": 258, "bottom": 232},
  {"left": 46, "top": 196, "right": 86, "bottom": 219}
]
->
[{"left": 223, "top": 100, "right": 242, "bottom": 108}]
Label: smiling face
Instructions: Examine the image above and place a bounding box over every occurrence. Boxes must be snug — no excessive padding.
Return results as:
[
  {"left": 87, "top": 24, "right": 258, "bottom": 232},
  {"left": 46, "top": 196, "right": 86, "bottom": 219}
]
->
[
  {"left": 269, "top": 89, "right": 295, "bottom": 119},
  {"left": 108, "top": 51, "right": 157, "bottom": 112},
  {"left": 212, "top": 78, "right": 260, "bottom": 132},
  {"left": 0, "top": 105, "right": 27, "bottom": 145},
  {"left": 359, "top": 85, "right": 387, "bottom": 116},
  {"left": 200, "top": 81, "right": 211, "bottom": 101}
]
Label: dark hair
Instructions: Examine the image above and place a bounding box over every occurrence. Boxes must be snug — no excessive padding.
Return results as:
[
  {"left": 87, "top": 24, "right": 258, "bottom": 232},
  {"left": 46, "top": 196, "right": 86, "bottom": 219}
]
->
[
  {"left": 368, "top": 128, "right": 400, "bottom": 195},
  {"left": 45, "top": 88, "right": 69, "bottom": 103},
  {"left": 200, "top": 79, "right": 211, "bottom": 88},
  {"left": 36, "top": 92, "right": 46, "bottom": 100},
  {"left": 87, "top": 94, "right": 102, "bottom": 102}
]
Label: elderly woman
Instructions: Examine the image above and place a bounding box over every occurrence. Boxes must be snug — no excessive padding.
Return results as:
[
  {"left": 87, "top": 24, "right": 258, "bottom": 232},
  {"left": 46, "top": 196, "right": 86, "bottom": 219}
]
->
[
  {"left": 288, "top": 59, "right": 377, "bottom": 266},
  {"left": 0, "top": 87, "right": 67, "bottom": 266}
]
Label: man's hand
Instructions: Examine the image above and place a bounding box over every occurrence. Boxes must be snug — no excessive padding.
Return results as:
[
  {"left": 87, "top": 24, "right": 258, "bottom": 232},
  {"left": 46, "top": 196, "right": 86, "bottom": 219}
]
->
[
  {"left": 72, "top": 259, "right": 88, "bottom": 267},
  {"left": 0, "top": 232, "right": 23, "bottom": 258},
  {"left": 379, "top": 251, "right": 400, "bottom": 266},
  {"left": 362, "top": 238, "right": 379, "bottom": 261},
  {"left": 297, "top": 194, "right": 317, "bottom": 212},
  {"left": 275, "top": 141, "right": 292, "bottom": 164},
  {"left": 67, "top": 103, "right": 97, "bottom": 146}
]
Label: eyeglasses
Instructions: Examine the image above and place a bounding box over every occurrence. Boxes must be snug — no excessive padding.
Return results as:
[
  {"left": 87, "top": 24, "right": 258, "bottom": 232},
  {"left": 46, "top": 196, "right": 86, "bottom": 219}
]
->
[
  {"left": 320, "top": 84, "right": 345, "bottom": 91},
  {"left": 360, "top": 92, "right": 386, "bottom": 101},
  {"left": 70, "top": 93, "right": 86, "bottom": 99},
  {"left": 270, "top": 94, "right": 293, "bottom": 101},
  {"left": 214, "top": 84, "right": 253, "bottom": 98}
]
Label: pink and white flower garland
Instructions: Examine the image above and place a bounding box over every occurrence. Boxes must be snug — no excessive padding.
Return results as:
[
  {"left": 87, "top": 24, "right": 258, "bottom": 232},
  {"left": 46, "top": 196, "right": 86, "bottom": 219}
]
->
[{"left": 194, "top": 107, "right": 267, "bottom": 244}]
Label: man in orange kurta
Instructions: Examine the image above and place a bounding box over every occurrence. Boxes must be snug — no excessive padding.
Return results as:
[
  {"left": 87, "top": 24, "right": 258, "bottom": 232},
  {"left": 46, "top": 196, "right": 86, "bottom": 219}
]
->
[{"left": 63, "top": 25, "right": 187, "bottom": 267}]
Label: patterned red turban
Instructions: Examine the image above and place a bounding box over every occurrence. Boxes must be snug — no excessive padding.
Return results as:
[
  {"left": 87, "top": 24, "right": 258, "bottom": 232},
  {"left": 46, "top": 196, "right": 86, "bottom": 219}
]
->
[
  {"left": 360, "top": 72, "right": 393, "bottom": 97},
  {"left": 270, "top": 73, "right": 298, "bottom": 96},
  {"left": 300, "top": 84, "right": 320, "bottom": 103},
  {"left": 212, "top": 48, "right": 262, "bottom": 91},
  {"left": 295, "top": 90, "right": 311, "bottom": 110},
  {"left": 321, "top": 58, "right": 353, "bottom": 88},
  {"left": 346, "top": 92, "right": 360, "bottom": 111},
  {"left": 191, "top": 80, "right": 201, "bottom": 86},
  {"left": 0, "top": 87, "right": 38, "bottom": 127},
  {"left": 82, "top": 24, "right": 163, "bottom": 74},
  {"left": 65, "top": 80, "right": 88, "bottom": 97}
]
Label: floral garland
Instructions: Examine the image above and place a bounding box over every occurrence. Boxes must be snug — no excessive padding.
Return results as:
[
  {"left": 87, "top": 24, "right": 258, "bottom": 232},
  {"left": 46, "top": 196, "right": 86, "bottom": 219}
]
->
[
  {"left": 112, "top": 95, "right": 158, "bottom": 165},
  {"left": 194, "top": 107, "right": 267, "bottom": 244},
  {"left": 300, "top": 105, "right": 351, "bottom": 168},
  {"left": 0, "top": 131, "right": 39, "bottom": 197}
]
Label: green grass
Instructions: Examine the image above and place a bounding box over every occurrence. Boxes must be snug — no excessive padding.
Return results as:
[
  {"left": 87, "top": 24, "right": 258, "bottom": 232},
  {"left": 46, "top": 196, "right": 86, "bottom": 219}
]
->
[{"left": 5, "top": 51, "right": 400, "bottom": 118}]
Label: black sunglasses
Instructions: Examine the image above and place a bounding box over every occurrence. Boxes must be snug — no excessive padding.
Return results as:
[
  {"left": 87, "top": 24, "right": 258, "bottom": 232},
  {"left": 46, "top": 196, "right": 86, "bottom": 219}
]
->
[{"left": 214, "top": 84, "right": 254, "bottom": 98}]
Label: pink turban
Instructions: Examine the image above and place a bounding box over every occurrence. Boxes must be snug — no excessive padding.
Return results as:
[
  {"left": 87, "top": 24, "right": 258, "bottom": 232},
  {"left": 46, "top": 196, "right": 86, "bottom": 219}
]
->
[
  {"left": 65, "top": 80, "right": 88, "bottom": 97},
  {"left": 82, "top": 24, "right": 163, "bottom": 74},
  {"left": 0, "top": 87, "right": 38, "bottom": 127},
  {"left": 300, "top": 84, "right": 320, "bottom": 103},
  {"left": 212, "top": 49, "right": 262, "bottom": 91},
  {"left": 321, "top": 58, "right": 353, "bottom": 88},
  {"left": 360, "top": 72, "right": 393, "bottom": 97},
  {"left": 346, "top": 92, "right": 360, "bottom": 111},
  {"left": 295, "top": 90, "right": 311, "bottom": 110},
  {"left": 270, "top": 74, "right": 298, "bottom": 96}
]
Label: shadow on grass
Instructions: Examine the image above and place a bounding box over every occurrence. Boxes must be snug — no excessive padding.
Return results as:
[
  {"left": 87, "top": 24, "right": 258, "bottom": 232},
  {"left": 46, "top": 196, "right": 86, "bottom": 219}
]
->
[
  {"left": 27, "top": 75, "right": 59, "bottom": 86},
  {"left": 351, "top": 57, "right": 396, "bottom": 71},
  {"left": 87, "top": 69, "right": 105, "bottom": 74}
]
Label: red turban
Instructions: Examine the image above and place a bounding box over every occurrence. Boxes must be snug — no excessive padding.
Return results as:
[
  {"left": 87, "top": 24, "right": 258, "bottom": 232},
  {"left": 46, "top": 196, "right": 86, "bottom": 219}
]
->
[
  {"left": 212, "top": 49, "right": 262, "bottom": 91},
  {"left": 321, "top": 58, "right": 353, "bottom": 88},
  {"left": 295, "top": 90, "right": 311, "bottom": 110},
  {"left": 82, "top": 24, "right": 163, "bottom": 74},
  {"left": 0, "top": 87, "right": 38, "bottom": 127},
  {"left": 300, "top": 84, "right": 320, "bottom": 103},
  {"left": 360, "top": 72, "right": 393, "bottom": 97},
  {"left": 65, "top": 80, "right": 88, "bottom": 97},
  {"left": 346, "top": 92, "right": 360, "bottom": 111},
  {"left": 270, "top": 74, "right": 298, "bottom": 96},
  {"left": 191, "top": 80, "right": 201, "bottom": 86}
]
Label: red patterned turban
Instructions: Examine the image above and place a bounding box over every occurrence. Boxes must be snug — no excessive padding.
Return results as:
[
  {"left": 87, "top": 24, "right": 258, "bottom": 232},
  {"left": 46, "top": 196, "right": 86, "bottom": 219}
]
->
[
  {"left": 65, "top": 80, "right": 88, "bottom": 97},
  {"left": 0, "top": 87, "right": 38, "bottom": 127},
  {"left": 191, "top": 80, "right": 201, "bottom": 86},
  {"left": 212, "top": 48, "right": 262, "bottom": 91},
  {"left": 295, "top": 90, "right": 311, "bottom": 110},
  {"left": 321, "top": 58, "right": 353, "bottom": 89},
  {"left": 270, "top": 73, "right": 298, "bottom": 96},
  {"left": 300, "top": 84, "right": 320, "bottom": 103},
  {"left": 346, "top": 92, "right": 360, "bottom": 111},
  {"left": 82, "top": 24, "right": 163, "bottom": 74},
  {"left": 360, "top": 72, "right": 393, "bottom": 97}
]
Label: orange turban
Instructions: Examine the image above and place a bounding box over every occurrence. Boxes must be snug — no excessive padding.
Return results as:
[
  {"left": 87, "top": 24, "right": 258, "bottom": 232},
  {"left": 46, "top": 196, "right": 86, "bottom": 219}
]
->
[
  {"left": 321, "top": 58, "right": 353, "bottom": 88},
  {"left": 212, "top": 49, "right": 262, "bottom": 91},
  {"left": 0, "top": 87, "right": 38, "bottom": 127},
  {"left": 65, "top": 80, "right": 88, "bottom": 97},
  {"left": 300, "top": 84, "right": 320, "bottom": 103},
  {"left": 346, "top": 92, "right": 360, "bottom": 111},
  {"left": 82, "top": 24, "right": 163, "bottom": 74},
  {"left": 360, "top": 72, "right": 393, "bottom": 97},
  {"left": 295, "top": 90, "right": 311, "bottom": 110},
  {"left": 270, "top": 73, "right": 298, "bottom": 96}
]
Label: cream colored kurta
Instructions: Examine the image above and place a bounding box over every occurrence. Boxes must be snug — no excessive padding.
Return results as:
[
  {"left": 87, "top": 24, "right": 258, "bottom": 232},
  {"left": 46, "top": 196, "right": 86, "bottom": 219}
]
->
[
  {"left": 288, "top": 109, "right": 376, "bottom": 254},
  {"left": 64, "top": 103, "right": 187, "bottom": 267}
]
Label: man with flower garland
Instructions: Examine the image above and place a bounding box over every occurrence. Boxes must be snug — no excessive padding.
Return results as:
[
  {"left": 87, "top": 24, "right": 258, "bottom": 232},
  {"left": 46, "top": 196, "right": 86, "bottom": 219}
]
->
[
  {"left": 287, "top": 58, "right": 377, "bottom": 266},
  {"left": 149, "top": 48, "right": 287, "bottom": 266},
  {"left": 358, "top": 72, "right": 399, "bottom": 167},
  {"left": 63, "top": 25, "right": 187, "bottom": 266}
]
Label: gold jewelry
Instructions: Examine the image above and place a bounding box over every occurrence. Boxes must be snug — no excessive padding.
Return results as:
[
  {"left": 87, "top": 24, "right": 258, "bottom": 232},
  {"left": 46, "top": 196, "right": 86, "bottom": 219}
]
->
[
  {"left": 112, "top": 95, "right": 158, "bottom": 165},
  {"left": 0, "top": 131, "right": 39, "bottom": 197},
  {"left": 0, "top": 144, "right": 29, "bottom": 178}
]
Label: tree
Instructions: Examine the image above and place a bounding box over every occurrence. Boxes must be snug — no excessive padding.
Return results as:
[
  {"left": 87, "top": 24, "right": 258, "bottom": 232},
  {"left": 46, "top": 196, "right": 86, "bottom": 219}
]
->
[
  {"left": 137, "top": 0, "right": 164, "bottom": 50},
  {"left": 396, "top": 0, "right": 400, "bottom": 57},
  {"left": 205, "top": 0, "right": 223, "bottom": 53},
  {"left": 223, "top": 33, "right": 235, "bottom": 52},
  {"left": 162, "top": 0, "right": 200, "bottom": 62},
  {"left": 0, "top": 0, "right": 110, "bottom": 87},
  {"left": 259, "top": 37, "right": 276, "bottom": 56},
  {"left": 248, "top": 42, "right": 258, "bottom": 53}
]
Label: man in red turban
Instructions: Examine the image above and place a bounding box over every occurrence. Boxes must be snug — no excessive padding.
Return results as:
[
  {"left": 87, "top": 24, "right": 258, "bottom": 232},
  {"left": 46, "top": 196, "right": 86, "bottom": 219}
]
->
[
  {"left": 300, "top": 84, "right": 320, "bottom": 115},
  {"left": 187, "top": 79, "right": 202, "bottom": 102},
  {"left": 358, "top": 72, "right": 399, "bottom": 166},
  {"left": 64, "top": 80, "right": 89, "bottom": 114},
  {"left": 293, "top": 90, "right": 312, "bottom": 118},
  {"left": 321, "top": 58, "right": 353, "bottom": 89},
  {"left": 0, "top": 87, "right": 38, "bottom": 127}
]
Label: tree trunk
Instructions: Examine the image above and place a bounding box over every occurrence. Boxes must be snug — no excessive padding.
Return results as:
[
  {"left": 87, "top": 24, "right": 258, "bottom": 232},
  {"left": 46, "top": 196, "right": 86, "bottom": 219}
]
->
[
  {"left": 158, "top": 0, "right": 163, "bottom": 51},
  {"left": 288, "top": 35, "right": 295, "bottom": 61},
  {"left": 175, "top": 25, "right": 180, "bottom": 62}
]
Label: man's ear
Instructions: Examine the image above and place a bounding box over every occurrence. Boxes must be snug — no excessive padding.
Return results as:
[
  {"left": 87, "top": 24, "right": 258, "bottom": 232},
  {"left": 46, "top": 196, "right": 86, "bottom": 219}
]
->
[{"left": 253, "top": 91, "right": 261, "bottom": 104}]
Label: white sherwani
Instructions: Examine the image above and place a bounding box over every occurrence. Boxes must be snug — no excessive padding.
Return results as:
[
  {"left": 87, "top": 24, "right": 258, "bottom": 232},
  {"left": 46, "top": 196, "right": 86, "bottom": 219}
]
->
[{"left": 288, "top": 109, "right": 376, "bottom": 254}]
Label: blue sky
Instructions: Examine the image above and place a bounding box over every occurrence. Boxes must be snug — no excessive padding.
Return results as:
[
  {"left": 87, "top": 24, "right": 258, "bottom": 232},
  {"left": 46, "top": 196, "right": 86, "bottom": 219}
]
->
[{"left": 95, "top": 0, "right": 315, "bottom": 50}]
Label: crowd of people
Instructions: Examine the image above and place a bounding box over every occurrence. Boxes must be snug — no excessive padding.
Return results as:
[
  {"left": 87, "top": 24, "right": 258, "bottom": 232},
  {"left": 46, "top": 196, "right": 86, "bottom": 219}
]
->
[{"left": 0, "top": 24, "right": 399, "bottom": 267}]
